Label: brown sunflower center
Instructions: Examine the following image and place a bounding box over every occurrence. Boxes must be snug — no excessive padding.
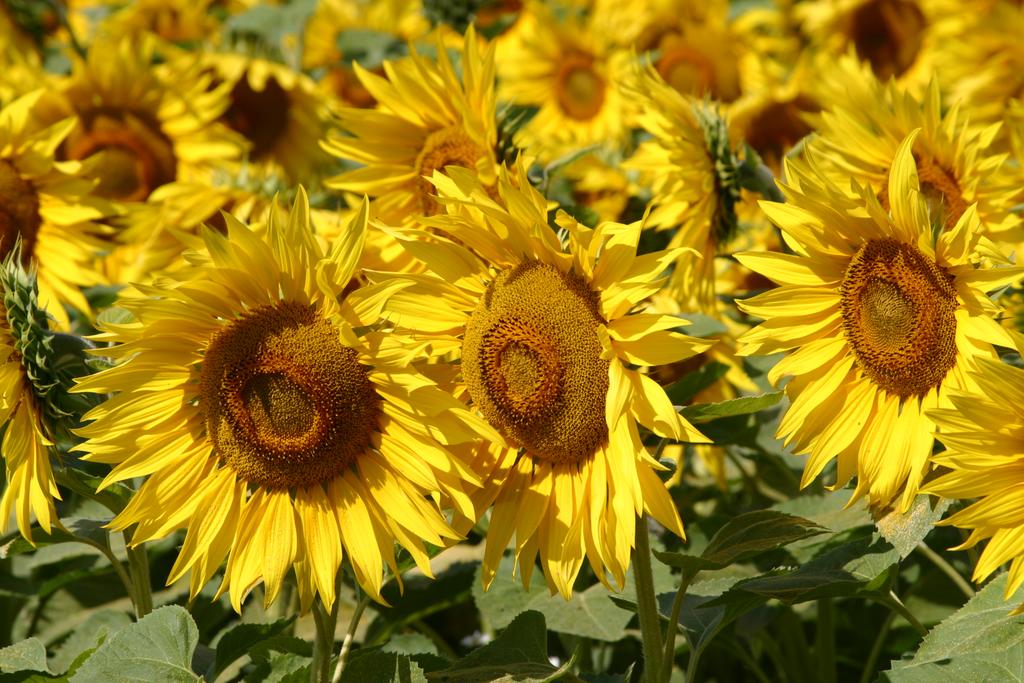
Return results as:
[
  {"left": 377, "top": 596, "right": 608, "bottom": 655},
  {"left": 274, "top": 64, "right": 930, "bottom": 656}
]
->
[
  {"left": 0, "top": 160, "right": 40, "bottom": 263},
  {"left": 849, "top": 0, "right": 926, "bottom": 80},
  {"left": 462, "top": 260, "right": 609, "bottom": 465},
  {"left": 224, "top": 74, "right": 290, "bottom": 161},
  {"left": 840, "top": 238, "right": 957, "bottom": 398},
  {"left": 878, "top": 154, "right": 967, "bottom": 232},
  {"left": 65, "top": 112, "right": 177, "bottom": 202},
  {"left": 657, "top": 43, "right": 716, "bottom": 98},
  {"left": 415, "top": 126, "right": 483, "bottom": 216},
  {"left": 744, "top": 98, "right": 816, "bottom": 172},
  {"left": 201, "top": 300, "right": 381, "bottom": 490},
  {"left": 917, "top": 156, "right": 967, "bottom": 231},
  {"left": 555, "top": 55, "right": 606, "bottom": 121}
]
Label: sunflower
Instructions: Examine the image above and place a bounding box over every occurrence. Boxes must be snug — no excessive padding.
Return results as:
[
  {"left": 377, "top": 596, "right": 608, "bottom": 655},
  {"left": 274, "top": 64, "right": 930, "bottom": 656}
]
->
[
  {"left": 807, "top": 55, "right": 1023, "bottom": 251},
  {"left": 794, "top": 0, "right": 949, "bottom": 91},
  {"left": 72, "top": 192, "right": 487, "bottom": 612},
  {"left": 0, "top": 90, "right": 110, "bottom": 328},
  {"left": 380, "top": 164, "right": 712, "bottom": 598},
  {"left": 89, "top": 0, "right": 226, "bottom": 46},
  {"left": 304, "top": 0, "right": 429, "bottom": 108},
  {"left": 624, "top": 64, "right": 744, "bottom": 314},
  {"left": 0, "top": 252, "right": 69, "bottom": 543},
  {"left": 595, "top": 0, "right": 795, "bottom": 105},
  {"left": 926, "top": 356, "right": 1024, "bottom": 604},
  {"left": 40, "top": 36, "right": 240, "bottom": 206},
  {"left": 931, "top": 0, "right": 1024, "bottom": 131},
  {"left": 496, "top": 2, "right": 631, "bottom": 160},
  {"left": 206, "top": 52, "right": 333, "bottom": 186},
  {"left": 322, "top": 26, "right": 498, "bottom": 225},
  {"left": 736, "top": 132, "right": 1023, "bottom": 511}
]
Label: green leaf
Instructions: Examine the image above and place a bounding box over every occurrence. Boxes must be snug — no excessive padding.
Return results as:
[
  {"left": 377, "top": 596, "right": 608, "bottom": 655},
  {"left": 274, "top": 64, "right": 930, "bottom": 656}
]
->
[
  {"left": 69, "top": 605, "right": 200, "bottom": 682},
  {"left": 334, "top": 29, "right": 407, "bottom": 69},
  {"left": 364, "top": 561, "right": 476, "bottom": 646},
  {"left": 243, "top": 652, "right": 309, "bottom": 683},
  {"left": 881, "top": 574, "right": 1024, "bottom": 682},
  {"left": 341, "top": 649, "right": 427, "bottom": 683},
  {"left": 665, "top": 361, "right": 730, "bottom": 406},
  {"left": 208, "top": 617, "right": 295, "bottom": 681},
  {"left": 430, "top": 610, "right": 558, "bottom": 683},
  {"left": 49, "top": 610, "right": 131, "bottom": 675},
  {"left": 0, "top": 639, "right": 49, "bottom": 674},
  {"left": 680, "top": 392, "right": 784, "bottom": 423},
  {"left": 655, "top": 510, "right": 826, "bottom": 575},
  {"left": 706, "top": 531, "right": 899, "bottom": 608},
  {"left": 473, "top": 555, "right": 633, "bottom": 641},
  {"left": 875, "top": 495, "right": 951, "bottom": 559}
]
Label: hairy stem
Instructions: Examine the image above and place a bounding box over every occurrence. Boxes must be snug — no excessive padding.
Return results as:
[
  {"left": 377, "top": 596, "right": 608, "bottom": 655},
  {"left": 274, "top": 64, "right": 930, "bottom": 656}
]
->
[{"left": 633, "top": 514, "right": 664, "bottom": 683}]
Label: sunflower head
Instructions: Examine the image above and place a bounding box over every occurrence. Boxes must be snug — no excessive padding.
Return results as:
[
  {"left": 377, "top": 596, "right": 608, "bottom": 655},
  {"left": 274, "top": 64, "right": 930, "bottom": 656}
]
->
[
  {"left": 381, "top": 162, "right": 713, "bottom": 597},
  {"left": 322, "top": 24, "right": 499, "bottom": 224},
  {"left": 73, "top": 190, "right": 485, "bottom": 612},
  {"left": 737, "top": 130, "right": 1024, "bottom": 511}
]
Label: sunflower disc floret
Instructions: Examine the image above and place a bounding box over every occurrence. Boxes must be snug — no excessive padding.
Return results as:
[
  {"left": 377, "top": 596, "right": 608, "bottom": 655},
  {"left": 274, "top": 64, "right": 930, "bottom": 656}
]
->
[
  {"left": 202, "top": 300, "right": 381, "bottom": 490},
  {"left": 462, "top": 261, "right": 608, "bottom": 465}
]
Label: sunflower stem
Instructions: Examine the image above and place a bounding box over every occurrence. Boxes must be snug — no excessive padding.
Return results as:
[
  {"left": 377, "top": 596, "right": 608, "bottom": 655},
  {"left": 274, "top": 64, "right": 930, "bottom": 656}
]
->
[
  {"left": 311, "top": 595, "right": 340, "bottom": 683},
  {"left": 123, "top": 533, "right": 152, "bottom": 618},
  {"left": 878, "top": 590, "right": 928, "bottom": 637},
  {"left": 332, "top": 589, "right": 370, "bottom": 683},
  {"left": 815, "top": 599, "right": 836, "bottom": 683},
  {"left": 633, "top": 514, "right": 664, "bottom": 683},
  {"left": 859, "top": 605, "right": 897, "bottom": 683},
  {"left": 916, "top": 541, "right": 974, "bottom": 599},
  {"left": 657, "top": 569, "right": 695, "bottom": 683}
]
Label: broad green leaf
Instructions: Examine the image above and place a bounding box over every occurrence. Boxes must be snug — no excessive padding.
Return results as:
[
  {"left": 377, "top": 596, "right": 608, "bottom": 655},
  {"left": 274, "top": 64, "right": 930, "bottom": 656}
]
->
[
  {"left": 340, "top": 649, "right": 427, "bottom": 683},
  {"left": 706, "top": 530, "right": 899, "bottom": 608},
  {"left": 680, "top": 391, "right": 784, "bottom": 423},
  {"left": 208, "top": 616, "right": 295, "bottom": 681},
  {"left": 473, "top": 555, "right": 633, "bottom": 641},
  {"left": 875, "top": 495, "right": 951, "bottom": 559},
  {"left": 243, "top": 652, "right": 309, "bottom": 683},
  {"left": 49, "top": 610, "right": 131, "bottom": 675},
  {"left": 665, "top": 361, "right": 730, "bottom": 406},
  {"left": 656, "top": 510, "right": 825, "bottom": 575},
  {"left": 3, "top": 518, "right": 114, "bottom": 562},
  {"left": 430, "top": 610, "right": 557, "bottom": 683},
  {"left": 0, "top": 638, "right": 49, "bottom": 674},
  {"left": 881, "top": 574, "right": 1024, "bottom": 682},
  {"left": 69, "top": 605, "right": 200, "bottom": 682}
]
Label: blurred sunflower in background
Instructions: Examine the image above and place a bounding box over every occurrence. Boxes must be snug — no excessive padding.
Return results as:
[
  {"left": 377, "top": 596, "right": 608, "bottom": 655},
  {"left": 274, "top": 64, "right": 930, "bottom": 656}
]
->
[
  {"left": 322, "top": 26, "right": 498, "bottom": 223},
  {"left": 0, "top": 91, "right": 109, "bottom": 328},
  {"left": 72, "top": 192, "right": 485, "bottom": 612},
  {"left": 738, "top": 133, "right": 1022, "bottom": 511},
  {"left": 795, "top": 0, "right": 947, "bottom": 91},
  {"left": 807, "top": 56, "right": 1023, "bottom": 249},
  {"left": 381, "top": 164, "right": 712, "bottom": 598},
  {"left": 497, "top": 2, "right": 630, "bottom": 160},
  {"left": 210, "top": 52, "right": 334, "bottom": 185}
]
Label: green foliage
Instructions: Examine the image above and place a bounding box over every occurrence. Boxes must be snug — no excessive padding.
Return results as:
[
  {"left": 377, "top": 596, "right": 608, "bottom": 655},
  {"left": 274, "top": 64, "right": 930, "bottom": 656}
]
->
[
  {"left": 881, "top": 575, "right": 1024, "bottom": 681},
  {"left": 69, "top": 606, "right": 200, "bottom": 682},
  {"left": 430, "top": 611, "right": 561, "bottom": 682},
  {"left": 474, "top": 555, "right": 633, "bottom": 641},
  {"left": 680, "top": 391, "right": 784, "bottom": 423}
]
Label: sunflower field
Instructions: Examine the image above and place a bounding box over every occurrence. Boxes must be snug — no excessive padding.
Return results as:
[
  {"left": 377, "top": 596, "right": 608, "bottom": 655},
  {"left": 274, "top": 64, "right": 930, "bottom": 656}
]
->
[{"left": 3, "top": 0, "right": 1024, "bottom": 681}]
